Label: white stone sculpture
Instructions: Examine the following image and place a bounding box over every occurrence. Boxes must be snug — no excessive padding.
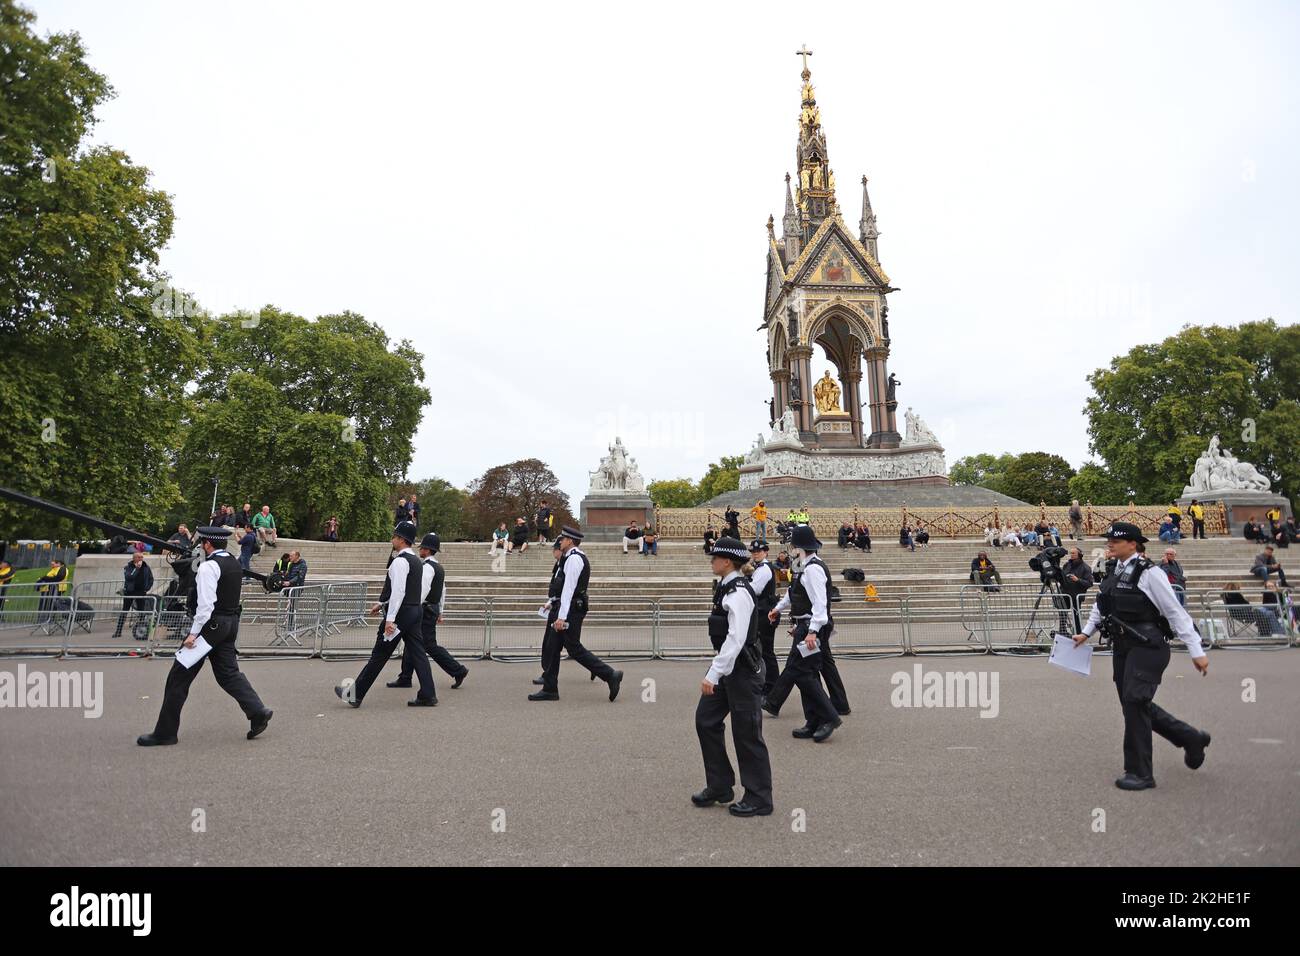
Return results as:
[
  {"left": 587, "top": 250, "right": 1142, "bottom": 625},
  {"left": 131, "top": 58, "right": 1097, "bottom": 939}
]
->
[
  {"left": 901, "top": 407, "right": 941, "bottom": 446},
  {"left": 769, "top": 408, "right": 804, "bottom": 448},
  {"left": 588, "top": 436, "right": 647, "bottom": 495},
  {"left": 1181, "top": 434, "right": 1271, "bottom": 496},
  {"left": 756, "top": 448, "right": 946, "bottom": 483},
  {"left": 744, "top": 433, "right": 768, "bottom": 465}
]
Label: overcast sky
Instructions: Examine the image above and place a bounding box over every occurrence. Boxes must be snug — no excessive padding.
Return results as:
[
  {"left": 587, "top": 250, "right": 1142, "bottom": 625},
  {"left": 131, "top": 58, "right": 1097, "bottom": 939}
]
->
[{"left": 30, "top": 0, "right": 1300, "bottom": 504}]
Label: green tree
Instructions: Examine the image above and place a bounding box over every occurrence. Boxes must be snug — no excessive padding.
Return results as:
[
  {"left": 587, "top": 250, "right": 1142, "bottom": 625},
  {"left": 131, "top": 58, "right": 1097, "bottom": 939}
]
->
[
  {"left": 464, "top": 459, "right": 572, "bottom": 540},
  {"left": 195, "top": 308, "right": 430, "bottom": 483},
  {"left": 1068, "top": 462, "right": 1132, "bottom": 504},
  {"left": 1085, "top": 320, "right": 1300, "bottom": 505},
  {"left": 0, "top": 1, "right": 200, "bottom": 539},
  {"left": 696, "top": 456, "right": 743, "bottom": 503},
  {"left": 390, "top": 478, "right": 471, "bottom": 540},
  {"left": 948, "top": 453, "right": 1016, "bottom": 495},
  {"left": 1000, "top": 452, "right": 1076, "bottom": 504},
  {"left": 177, "top": 374, "right": 389, "bottom": 540},
  {"left": 647, "top": 478, "right": 699, "bottom": 508}
]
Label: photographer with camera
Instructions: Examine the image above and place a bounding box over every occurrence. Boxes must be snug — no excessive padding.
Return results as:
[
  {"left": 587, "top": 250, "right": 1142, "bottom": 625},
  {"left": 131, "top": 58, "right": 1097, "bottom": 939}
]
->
[
  {"left": 111, "top": 550, "right": 155, "bottom": 640},
  {"left": 1059, "top": 547, "right": 1093, "bottom": 633},
  {"left": 1071, "top": 523, "right": 1210, "bottom": 792}
]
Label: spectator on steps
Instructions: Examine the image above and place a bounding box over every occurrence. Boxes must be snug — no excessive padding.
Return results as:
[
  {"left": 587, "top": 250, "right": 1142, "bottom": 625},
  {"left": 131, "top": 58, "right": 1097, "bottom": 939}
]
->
[
  {"left": 837, "top": 523, "right": 852, "bottom": 549},
  {"left": 508, "top": 517, "right": 530, "bottom": 553},
  {"left": 1188, "top": 499, "right": 1206, "bottom": 539},
  {"left": 623, "top": 521, "right": 643, "bottom": 554},
  {"left": 854, "top": 523, "right": 872, "bottom": 553},
  {"left": 774, "top": 550, "right": 792, "bottom": 584},
  {"left": 323, "top": 515, "right": 340, "bottom": 542},
  {"left": 899, "top": 524, "right": 915, "bottom": 552},
  {"left": 703, "top": 525, "right": 716, "bottom": 554},
  {"left": 1287, "top": 517, "right": 1300, "bottom": 543},
  {"left": 1160, "top": 547, "right": 1187, "bottom": 604},
  {"left": 236, "top": 503, "right": 253, "bottom": 529},
  {"left": 1261, "top": 581, "right": 1294, "bottom": 629},
  {"left": 239, "top": 526, "right": 258, "bottom": 572},
  {"left": 1068, "top": 500, "right": 1084, "bottom": 540},
  {"left": 407, "top": 494, "right": 420, "bottom": 526},
  {"left": 1000, "top": 525, "right": 1024, "bottom": 549},
  {"left": 490, "top": 522, "right": 509, "bottom": 554},
  {"left": 1242, "top": 516, "right": 1266, "bottom": 543},
  {"left": 253, "top": 505, "right": 278, "bottom": 546},
  {"left": 535, "top": 500, "right": 554, "bottom": 543},
  {"left": 642, "top": 524, "right": 658, "bottom": 557},
  {"left": 723, "top": 506, "right": 740, "bottom": 540},
  {"left": 914, "top": 526, "right": 930, "bottom": 548},
  {"left": 1251, "top": 546, "right": 1289, "bottom": 588},
  {"left": 984, "top": 524, "right": 1001, "bottom": 547},
  {"left": 970, "top": 552, "right": 1002, "bottom": 591},
  {"left": 168, "top": 524, "right": 194, "bottom": 550},
  {"left": 750, "top": 500, "right": 768, "bottom": 543}
]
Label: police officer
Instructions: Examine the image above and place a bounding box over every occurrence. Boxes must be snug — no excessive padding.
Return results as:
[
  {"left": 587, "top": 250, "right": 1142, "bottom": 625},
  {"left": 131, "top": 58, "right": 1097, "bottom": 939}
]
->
[
  {"left": 387, "top": 532, "right": 469, "bottom": 691},
  {"left": 532, "top": 537, "right": 598, "bottom": 687},
  {"left": 761, "top": 525, "right": 844, "bottom": 742},
  {"left": 528, "top": 527, "right": 623, "bottom": 701},
  {"left": 138, "top": 527, "right": 272, "bottom": 745},
  {"left": 747, "top": 539, "right": 781, "bottom": 697},
  {"left": 693, "top": 537, "right": 774, "bottom": 817},
  {"left": 336, "top": 521, "right": 437, "bottom": 708},
  {"left": 1073, "top": 522, "right": 1211, "bottom": 790}
]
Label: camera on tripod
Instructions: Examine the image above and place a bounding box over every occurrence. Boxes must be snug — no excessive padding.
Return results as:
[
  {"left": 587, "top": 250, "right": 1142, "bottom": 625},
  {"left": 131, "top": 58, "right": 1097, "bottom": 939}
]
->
[{"left": 1028, "top": 546, "right": 1069, "bottom": 584}]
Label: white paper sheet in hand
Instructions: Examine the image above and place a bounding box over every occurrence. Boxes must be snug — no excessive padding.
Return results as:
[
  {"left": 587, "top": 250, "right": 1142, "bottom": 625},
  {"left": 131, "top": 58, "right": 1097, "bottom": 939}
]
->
[
  {"left": 537, "top": 605, "right": 551, "bottom": 618},
  {"left": 796, "top": 637, "right": 822, "bottom": 658},
  {"left": 1049, "top": 632, "right": 1092, "bottom": 676},
  {"left": 175, "top": 636, "right": 213, "bottom": 669},
  {"left": 384, "top": 625, "right": 401, "bottom": 642}
]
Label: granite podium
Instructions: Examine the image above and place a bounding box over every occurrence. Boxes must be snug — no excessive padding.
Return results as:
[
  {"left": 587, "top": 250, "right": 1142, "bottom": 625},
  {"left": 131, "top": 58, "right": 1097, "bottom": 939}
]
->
[{"left": 578, "top": 437, "right": 654, "bottom": 541}]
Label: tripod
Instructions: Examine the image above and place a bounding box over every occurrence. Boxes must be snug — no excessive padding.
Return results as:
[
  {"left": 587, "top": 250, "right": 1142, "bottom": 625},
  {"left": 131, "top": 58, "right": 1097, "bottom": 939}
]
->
[{"left": 1023, "top": 576, "right": 1074, "bottom": 646}]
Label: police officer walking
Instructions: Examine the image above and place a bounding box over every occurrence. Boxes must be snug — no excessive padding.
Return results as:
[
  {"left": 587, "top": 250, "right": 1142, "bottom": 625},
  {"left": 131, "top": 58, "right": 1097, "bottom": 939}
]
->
[
  {"left": 138, "top": 527, "right": 272, "bottom": 745},
  {"left": 528, "top": 527, "right": 623, "bottom": 702},
  {"left": 692, "top": 537, "right": 773, "bottom": 817},
  {"left": 336, "top": 521, "right": 437, "bottom": 708},
  {"left": 761, "top": 525, "right": 844, "bottom": 742},
  {"left": 746, "top": 539, "right": 781, "bottom": 697},
  {"left": 387, "top": 532, "right": 469, "bottom": 692},
  {"left": 1072, "top": 522, "right": 1211, "bottom": 790}
]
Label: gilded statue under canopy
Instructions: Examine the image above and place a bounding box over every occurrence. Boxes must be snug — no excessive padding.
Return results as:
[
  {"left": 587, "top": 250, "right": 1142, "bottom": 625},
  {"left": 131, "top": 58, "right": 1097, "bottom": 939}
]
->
[{"left": 813, "top": 370, "right": 842, "bottom": 414}]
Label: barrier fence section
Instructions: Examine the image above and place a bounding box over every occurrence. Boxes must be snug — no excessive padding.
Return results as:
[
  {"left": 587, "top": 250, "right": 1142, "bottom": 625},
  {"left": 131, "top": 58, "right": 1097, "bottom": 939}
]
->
[{"left": 1, "top": 581, "right": 1294, "bottom": 659}]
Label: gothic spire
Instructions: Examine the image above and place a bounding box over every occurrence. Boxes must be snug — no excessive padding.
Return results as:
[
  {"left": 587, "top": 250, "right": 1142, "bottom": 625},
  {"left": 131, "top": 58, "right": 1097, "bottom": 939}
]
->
[
  {"left": 792, "top": 48, "right": 835, "bottom": 236},
  {"left": 859, "top": 175, "right": 879, "bottom": 261}
]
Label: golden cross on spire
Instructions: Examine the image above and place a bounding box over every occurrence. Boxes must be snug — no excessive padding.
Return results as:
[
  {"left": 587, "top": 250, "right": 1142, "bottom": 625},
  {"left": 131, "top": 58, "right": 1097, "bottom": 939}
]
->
[{"left": 796, "top": 45, "right": 813, "bottom": 72}]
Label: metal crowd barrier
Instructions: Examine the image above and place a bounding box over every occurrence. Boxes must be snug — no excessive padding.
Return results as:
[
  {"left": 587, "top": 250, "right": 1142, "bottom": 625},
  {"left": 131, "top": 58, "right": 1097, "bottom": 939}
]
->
[{"left": 2, "top": 579, "right": 1296, "bottom": 660}]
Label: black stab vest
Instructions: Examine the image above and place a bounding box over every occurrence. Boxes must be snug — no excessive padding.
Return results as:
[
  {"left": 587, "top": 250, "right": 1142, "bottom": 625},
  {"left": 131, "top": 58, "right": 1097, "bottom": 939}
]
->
[
  {"left": 748, "top": 559, "right": 778, "bottom": 611},
  {"left": 422, "top": 556, "right": 445, "bottom": 624},
  {"left": 708, "top": 575, "right": 761, "bottom": 670},
  {"left": 548, "top": 548, "right": 590, "bottom": 616},
  {"left": 188, "top": 551, "right": 242, "bottom": 616},
  {"left": 1096, "top": 556, "right": 1171, "bottom": 643},
  {"left": 788, "top": 555, "right": 830, "bottom": 618},
  {"left": 380, "top": 552, "right": 424, "bottom": 607}
]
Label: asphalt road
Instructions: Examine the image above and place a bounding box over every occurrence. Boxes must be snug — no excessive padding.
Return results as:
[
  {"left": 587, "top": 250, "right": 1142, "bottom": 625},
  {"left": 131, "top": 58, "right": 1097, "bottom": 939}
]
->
[{"left": 1, "top": 651, "right": 1296, "bottom": 866}]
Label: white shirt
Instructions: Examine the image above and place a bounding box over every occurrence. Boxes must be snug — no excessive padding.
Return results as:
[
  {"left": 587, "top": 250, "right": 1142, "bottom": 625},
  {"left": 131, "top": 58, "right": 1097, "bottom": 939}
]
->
[
  {"left": 421, "top": 557, "right": 447, "bottom": 614},
  {"left": 749, "top": 561, "right": 774, "bottom": 595},
  {"left": 384, "top": 548, "right": 417, "bottom": 623},
  {"left": 189, "top": 549, "right": 228, "bottom": 635},
  {"left": 556, "top": 547, "right": 585, "bottom": 621},
  {"left": 1082, "top": 555, "right": 1204, "bottom": 658},
  {"left": 706, "top": 571, "right": 756, "bottom": 685},
  {"left": 774, "top": 556, "right": 829, "bottom": 632}
]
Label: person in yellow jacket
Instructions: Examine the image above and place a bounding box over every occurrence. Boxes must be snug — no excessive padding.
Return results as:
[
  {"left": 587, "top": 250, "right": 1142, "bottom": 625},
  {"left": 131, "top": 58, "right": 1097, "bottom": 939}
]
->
[
  {"left": 1187, "top": 499, "right": 1206, "bottom": 540},
  {"left": 35, "top": 558, "right": 69, "bottom": 620},
  {"left": 0, "top": 557, "right": 15, "bottom": 615},
  {"left": 750, "top": 500, "right": 768, "bottom": 543}
]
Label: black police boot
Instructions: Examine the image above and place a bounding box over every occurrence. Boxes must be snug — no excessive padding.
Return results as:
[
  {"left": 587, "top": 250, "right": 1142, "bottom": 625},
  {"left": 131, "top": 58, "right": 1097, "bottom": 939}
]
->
[
  {"left": 451, "top": 669, "right": 468, "bottom": 689},
  {"left": 813, "top": 717, "right": 843, "bottom": 743},
  {"left": 407, "top": 697, "right": 437, "bottom": 707},
  {"left": 728, "top": 801, "right": 773, "bottom": 817},
  {"left": 1114, "top": 773, "right": 1157, "bottom": 790},
  {"left": 532, "top": 675, "right": 545, "bottom": 685},
  {"left": 761, "top": 699, "right": 780, "bottom": 719},
  {"left": 690, "top": 787, "right": 734, "bottom": 807},
  {"left": 1184, "top": 731, "right": 1211, "bottom": 769},
  {"left": 528, "top": 689, "right": 559, "bottom": 701},
  {"left": 385, "top": 678, "right": 412, "bottom": 688},
  {"left": 607, "top": 670, "right": 624, "bottom": 702},
  {"left": 791, "top": 723, "right": 816, "bottom": 739},
  {"left": 247, "top": 709, "right": 273, "bottom": 740},
  {"left": 137, "top": 733, "right": 178, "bottom": 747}
]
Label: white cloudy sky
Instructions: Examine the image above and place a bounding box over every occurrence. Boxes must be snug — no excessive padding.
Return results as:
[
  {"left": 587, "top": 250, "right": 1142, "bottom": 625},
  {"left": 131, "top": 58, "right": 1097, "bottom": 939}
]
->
[{"left": 31, "top": 0, "right": 1300, "bottom": 503}]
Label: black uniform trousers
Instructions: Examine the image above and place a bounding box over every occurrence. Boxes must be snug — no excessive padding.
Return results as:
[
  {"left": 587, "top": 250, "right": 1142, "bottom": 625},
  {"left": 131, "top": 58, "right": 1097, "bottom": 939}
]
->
[
  {"left": 765, "top": 619, "right": 850, "bottom": 716},
  {"left": 540, "top": 612, "right": 614, "bottom": 693},
  {"left": 757, "top": 615, "right": 780, "bottom": 695},
  {"left": 153, "top": 611, "right": 266, "bottom": 738},
  {"left": 398, "top": 615, "right": 467, "bottom": 683},
  {"left": 1192, "top": 518, "right": 1206, "bottom": 539},
  {"left": 354, "top": 605, "right": 435, "bottom": 703},
  {"left": 1112, "top": 637, "right": 1201, "bottom": 781},
  {"left": 695, "top": 659, "right": 773, "bottom": 810},
  {"left": 765, "top": 630, "right": 840, "bottom": 728}
]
